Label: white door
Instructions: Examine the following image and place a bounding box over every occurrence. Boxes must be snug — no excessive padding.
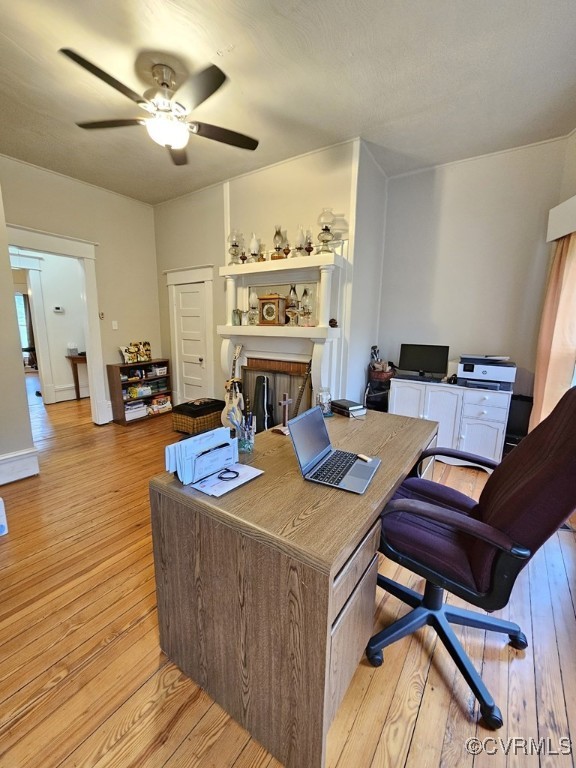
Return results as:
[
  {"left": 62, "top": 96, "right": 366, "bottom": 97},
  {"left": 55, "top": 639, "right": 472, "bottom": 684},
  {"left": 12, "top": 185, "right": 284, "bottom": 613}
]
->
[
  {"left": 170, "top": 279, "right": 212, "bottom": 404},
  {"left": 174, "top": 282, "right": 207, "bottom": 402}
]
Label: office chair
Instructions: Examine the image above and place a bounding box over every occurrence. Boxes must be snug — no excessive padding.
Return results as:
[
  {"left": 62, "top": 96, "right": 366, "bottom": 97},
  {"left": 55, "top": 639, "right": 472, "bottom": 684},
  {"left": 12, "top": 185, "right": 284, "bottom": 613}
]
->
[{"left": 366, "top": 386, "right": 576, "bottom": 729}]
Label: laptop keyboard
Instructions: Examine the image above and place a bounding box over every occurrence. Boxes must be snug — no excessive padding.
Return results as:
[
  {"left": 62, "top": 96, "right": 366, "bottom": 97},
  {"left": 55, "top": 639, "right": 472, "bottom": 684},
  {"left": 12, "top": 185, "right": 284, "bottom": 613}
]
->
[{"left": 310, "top": 450, "right": 358, "bottom": 485}]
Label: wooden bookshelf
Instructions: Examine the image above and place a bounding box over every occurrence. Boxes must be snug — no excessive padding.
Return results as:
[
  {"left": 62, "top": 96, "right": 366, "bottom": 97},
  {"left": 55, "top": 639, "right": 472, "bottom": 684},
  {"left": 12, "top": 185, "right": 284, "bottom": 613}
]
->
[{"left": 106, "top": 358, "right": 171, "bottom": 425}]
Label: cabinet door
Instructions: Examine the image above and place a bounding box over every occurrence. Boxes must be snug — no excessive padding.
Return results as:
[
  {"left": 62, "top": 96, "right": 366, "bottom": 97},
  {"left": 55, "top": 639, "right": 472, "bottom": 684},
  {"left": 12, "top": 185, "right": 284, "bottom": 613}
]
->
[
  {"left": 424, "top": 386, "right": 462, "bottom": 449},
  {"left": 459, "top": 418, "right": 505, "bottom": 461},
  {"left": 389, "top": 381, "right": 425, "bottom": 418}
]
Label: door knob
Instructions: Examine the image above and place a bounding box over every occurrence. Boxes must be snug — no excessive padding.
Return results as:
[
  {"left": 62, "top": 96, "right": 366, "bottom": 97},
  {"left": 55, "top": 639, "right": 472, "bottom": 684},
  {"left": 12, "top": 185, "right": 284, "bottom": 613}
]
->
[{"left": 199, "top": 357, "right": 204, "bottom": 363}]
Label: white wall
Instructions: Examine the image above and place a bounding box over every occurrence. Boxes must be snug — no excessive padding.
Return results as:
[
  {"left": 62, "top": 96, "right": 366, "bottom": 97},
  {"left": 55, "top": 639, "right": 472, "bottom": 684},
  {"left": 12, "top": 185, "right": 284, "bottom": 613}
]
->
[
  {"left": 0, "top": 156, "right": 160, "bottom": 373},
  {"left": 346, "top": 143, "right": 387, "bottom": 399},
  {"left": 154, "top": 183, "right": 225, "bottom": 375},
  {"left": 379, "top": 139, "right": 566, "bottom": 384},
  {"left": 228, "top": 142, "right": 354, "bottom": 246},
  {"left": 0, "top": 183, "right": 37, "bottom": 482},
  {"left": 559, "top": 130, "right": 576, "bottom": 203}
]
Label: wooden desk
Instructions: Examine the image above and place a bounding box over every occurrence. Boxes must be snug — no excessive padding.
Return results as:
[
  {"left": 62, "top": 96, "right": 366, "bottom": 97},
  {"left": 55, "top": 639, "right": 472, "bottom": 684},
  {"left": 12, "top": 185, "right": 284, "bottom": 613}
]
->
[
  {"left": 65, "top": 354, "right": 87, "bottom": 400},
  {"left": 149, "top": 411, "right": 437, "bottom": 768}
]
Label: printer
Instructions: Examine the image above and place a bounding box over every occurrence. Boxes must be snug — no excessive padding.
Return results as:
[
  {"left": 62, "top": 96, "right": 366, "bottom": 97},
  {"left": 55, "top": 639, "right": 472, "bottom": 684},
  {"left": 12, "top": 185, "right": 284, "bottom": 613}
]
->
[{"left": 457, "top": 355, "right": 516, "bottom": 391}]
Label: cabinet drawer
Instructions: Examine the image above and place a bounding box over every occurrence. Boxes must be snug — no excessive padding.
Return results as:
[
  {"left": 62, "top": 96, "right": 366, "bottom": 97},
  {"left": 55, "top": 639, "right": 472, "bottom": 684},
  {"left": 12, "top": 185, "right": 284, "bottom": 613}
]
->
[
  {"left": 331, "top": 520, "right": 380, "bottom": 622},
  {"left": 463, "top": 390, "right": 510, "bottom": 409},
  {"left": 328, "top": 555, "right": 378, "bottom": 722},
  {"left": 462, "top": 403, "right": 508, "bottom": 423}
]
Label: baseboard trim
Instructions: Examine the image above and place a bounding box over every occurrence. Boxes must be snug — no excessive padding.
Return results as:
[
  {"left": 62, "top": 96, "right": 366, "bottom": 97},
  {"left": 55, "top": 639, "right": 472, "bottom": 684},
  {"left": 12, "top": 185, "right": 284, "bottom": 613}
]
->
[{"left": 0, "top": 448, "right": 40, "bottom": 485}]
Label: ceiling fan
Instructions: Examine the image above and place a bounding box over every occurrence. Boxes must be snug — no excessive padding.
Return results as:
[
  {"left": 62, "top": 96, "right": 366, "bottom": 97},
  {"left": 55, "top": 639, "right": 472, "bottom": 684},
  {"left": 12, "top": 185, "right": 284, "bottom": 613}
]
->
[{"left": 59, "top": 48, "right": 259, "bottom": 165}]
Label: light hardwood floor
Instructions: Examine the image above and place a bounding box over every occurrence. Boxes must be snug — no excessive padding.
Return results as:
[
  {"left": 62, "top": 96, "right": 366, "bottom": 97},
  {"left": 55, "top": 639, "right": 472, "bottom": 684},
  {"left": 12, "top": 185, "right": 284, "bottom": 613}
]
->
[{"left": 1, "top": 386, "right": 574, "bottom": 767}]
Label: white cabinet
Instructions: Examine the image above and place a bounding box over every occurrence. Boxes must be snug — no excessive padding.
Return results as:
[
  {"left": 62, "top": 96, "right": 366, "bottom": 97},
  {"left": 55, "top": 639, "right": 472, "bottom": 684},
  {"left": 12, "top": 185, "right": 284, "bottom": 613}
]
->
[
  {"left": 388, "top": 380, "right": 426, "bottom": 418},
  {"left": 389, "top": 381, "right": 462, "bottom": 449},
  {"left": 458, "top": 389, "right": 511, "bottom": 460},
  {"left": 426, "top": 386, "right": 463, "bottom": 449},
  {"left": 389, "top": 379, "right": 511, "bottom": 464}
]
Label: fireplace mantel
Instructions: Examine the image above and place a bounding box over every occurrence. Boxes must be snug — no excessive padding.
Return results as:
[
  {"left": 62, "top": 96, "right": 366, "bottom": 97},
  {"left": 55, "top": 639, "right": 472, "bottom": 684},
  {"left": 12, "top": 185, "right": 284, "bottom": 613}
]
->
[{"left": 218, "top": 249, "right": 346, "bottom": 399}]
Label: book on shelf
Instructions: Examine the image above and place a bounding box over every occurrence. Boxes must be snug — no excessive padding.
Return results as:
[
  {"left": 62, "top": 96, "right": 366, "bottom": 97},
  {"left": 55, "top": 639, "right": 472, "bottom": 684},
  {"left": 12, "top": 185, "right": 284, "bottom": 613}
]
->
[{"left": 331, "top": 399, "right": 367, "bottom": 417}]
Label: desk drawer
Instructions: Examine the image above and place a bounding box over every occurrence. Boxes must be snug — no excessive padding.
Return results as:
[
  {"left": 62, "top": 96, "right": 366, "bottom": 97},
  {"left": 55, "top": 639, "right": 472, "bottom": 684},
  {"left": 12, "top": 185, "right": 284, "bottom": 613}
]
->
[
  {"left": 329, "top": 554, "right": 378, "bottom": 722},
  {"left": 463, "top": 390, "right": 509, "bottom": 409},
  {"left": 462, "top": 403, "right": 508, "bottom": 423},
  {"left": 331, "top": 520, "right": 380, "bottom": 622}
]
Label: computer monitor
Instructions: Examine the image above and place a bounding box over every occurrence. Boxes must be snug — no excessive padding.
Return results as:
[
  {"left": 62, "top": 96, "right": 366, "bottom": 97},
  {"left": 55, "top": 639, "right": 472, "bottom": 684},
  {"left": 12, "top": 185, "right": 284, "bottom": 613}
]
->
[{"left": 398, "top": 344, "right": 449, "bottom": 378}]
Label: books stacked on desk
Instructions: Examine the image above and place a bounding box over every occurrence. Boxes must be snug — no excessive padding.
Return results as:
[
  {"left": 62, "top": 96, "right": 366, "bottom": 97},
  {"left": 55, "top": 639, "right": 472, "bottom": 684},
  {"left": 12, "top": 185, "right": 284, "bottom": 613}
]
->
[{"left": 331, "top": 399, "right": 367, "bottom": 417}]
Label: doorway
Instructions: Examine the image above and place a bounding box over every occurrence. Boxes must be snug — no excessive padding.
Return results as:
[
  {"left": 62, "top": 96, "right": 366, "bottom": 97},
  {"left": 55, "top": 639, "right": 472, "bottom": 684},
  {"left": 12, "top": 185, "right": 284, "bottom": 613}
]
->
[
  {"left": 12, "top": 252, "right": 89, "bottom": 404},
  {"left": 13, "top": 273, "right": 43, "bottom": 409},
  {"left": 166, "top": 265, "right": 215, "bottom": 405},
  {"left": 8, "top": 225, "right": 109, "bottom": 424}
]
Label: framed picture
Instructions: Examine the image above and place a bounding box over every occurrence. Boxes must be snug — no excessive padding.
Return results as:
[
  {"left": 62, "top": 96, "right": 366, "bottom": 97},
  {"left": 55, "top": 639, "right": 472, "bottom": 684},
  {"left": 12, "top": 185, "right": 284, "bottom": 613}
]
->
[{"left": 119, "top": 341, "right": 151, "bottom": 363}]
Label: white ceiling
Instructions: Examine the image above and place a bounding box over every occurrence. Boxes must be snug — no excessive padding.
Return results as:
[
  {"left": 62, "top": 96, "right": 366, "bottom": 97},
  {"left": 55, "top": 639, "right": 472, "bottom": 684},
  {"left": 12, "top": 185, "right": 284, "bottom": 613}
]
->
[{"left": 1, "top": 0, "right": 575, "bottom": 205}]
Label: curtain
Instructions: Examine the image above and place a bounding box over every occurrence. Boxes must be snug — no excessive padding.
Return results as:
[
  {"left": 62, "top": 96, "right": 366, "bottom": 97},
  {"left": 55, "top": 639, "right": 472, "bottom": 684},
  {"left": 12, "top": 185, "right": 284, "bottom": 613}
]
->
[{"left": 529, "top": 233, "right": 576, "bottom": 429}]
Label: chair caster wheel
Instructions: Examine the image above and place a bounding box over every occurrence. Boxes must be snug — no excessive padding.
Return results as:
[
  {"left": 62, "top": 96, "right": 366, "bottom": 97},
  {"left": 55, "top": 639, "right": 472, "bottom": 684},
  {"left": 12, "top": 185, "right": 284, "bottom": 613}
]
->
[
  {"left": 481, "top": 705, "right": 503, "bottom": 730},
  {"left": 366, "top": 649, "right": 383, "bottom": 667},
  {"left": 509, "top": 631, "right": 528, "bottom": 650}
]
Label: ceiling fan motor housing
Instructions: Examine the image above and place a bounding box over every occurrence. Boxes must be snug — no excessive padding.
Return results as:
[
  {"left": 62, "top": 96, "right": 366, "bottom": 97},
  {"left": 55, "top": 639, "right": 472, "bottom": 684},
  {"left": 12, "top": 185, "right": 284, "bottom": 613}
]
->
[{"left": 152, "top": 64, "right": 176, "bottom": 89}]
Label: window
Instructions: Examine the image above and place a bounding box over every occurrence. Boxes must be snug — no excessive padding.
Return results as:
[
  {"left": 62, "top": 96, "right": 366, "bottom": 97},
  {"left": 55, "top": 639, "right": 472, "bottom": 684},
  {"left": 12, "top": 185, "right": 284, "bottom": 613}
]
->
[{"left": 14, "top": 293, "right": 30, "bottom": 348}]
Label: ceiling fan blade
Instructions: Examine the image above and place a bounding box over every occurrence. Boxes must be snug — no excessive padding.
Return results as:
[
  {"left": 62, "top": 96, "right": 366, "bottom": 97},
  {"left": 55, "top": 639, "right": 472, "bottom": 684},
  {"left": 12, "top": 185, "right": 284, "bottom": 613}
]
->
[
  {"left": 77, "top": 119, "right": 144, "bottom": 129},
  {"left": 169, "top": 148, "right": 188, "bottom": 165},
  {"left": 174, "top": 64, "right": 227, "bottom": 110},
  {"left": 60, "top": 48, "right": 149, "bottom": 107},
  {"left": 190, "top": 121, "right": 258, "bottom": 150}
]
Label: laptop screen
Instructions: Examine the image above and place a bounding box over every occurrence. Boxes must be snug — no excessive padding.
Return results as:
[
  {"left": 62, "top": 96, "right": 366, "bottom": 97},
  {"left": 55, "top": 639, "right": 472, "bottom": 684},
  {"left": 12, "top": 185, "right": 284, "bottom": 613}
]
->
[{"left": 289, "top": 406, "right": 331, "bottom": 474}]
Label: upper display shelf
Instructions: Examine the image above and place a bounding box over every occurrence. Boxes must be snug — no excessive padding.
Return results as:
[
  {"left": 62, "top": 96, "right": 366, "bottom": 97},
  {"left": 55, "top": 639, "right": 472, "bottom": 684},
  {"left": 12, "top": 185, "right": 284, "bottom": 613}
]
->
[{"left": 218, "top": 250, "right": 345, "bottom": 278}]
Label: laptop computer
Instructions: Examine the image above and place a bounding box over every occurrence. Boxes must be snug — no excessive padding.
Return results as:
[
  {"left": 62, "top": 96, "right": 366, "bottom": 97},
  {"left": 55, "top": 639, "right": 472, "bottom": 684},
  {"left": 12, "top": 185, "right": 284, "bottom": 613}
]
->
[{"left": 288, "top": 406, "right": 381, "bottom": 494}]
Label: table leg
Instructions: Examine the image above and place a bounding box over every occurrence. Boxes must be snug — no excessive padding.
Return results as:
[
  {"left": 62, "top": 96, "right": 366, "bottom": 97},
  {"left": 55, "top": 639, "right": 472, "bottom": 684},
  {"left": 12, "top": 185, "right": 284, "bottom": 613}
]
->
[{"left": 71, "top": 361, "right": 80, "bottom": 399}]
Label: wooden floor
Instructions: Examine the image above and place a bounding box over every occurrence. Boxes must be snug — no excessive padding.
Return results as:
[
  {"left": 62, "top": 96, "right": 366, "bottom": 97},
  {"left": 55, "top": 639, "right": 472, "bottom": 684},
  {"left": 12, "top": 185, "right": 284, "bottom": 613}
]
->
[{"left": 1, "top": 384, "right": 575, "bottom": 768}]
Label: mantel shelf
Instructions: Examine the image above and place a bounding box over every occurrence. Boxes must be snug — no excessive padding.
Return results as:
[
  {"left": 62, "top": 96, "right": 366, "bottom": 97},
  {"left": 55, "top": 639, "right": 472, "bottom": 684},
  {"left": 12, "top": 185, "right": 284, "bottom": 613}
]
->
[
  {"left": 217, "top": 324, "right": 341, "bottom": 340},
  {"left": 219, "top": 251, "right": 344, "bottom": 279}
]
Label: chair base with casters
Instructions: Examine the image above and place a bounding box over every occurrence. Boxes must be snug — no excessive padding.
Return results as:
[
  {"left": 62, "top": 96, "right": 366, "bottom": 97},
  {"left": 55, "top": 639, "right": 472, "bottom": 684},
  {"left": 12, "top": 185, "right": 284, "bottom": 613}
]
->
[{"left": 366, "top": 574, "right": 528, "bottom": 729}]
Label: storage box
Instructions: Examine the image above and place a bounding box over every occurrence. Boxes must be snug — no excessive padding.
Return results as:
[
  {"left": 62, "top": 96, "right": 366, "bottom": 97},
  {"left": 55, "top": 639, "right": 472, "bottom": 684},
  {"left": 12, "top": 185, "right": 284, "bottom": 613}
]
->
[
  {"left": 125, "top": 404, "right": 148, "bottom": 421},
  {"left": 172, "top": 398, "right": 226, "bottom": 435}
]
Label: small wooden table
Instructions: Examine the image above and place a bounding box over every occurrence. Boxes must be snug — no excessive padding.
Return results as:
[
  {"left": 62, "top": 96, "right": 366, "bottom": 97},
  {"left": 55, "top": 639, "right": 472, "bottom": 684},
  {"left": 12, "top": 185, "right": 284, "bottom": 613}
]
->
[
  {"left": 65, "top": 354, "right": 87, "bottom": 400},
  {"left": 150, "top": 411, "right": 437, "bottom": 768}
]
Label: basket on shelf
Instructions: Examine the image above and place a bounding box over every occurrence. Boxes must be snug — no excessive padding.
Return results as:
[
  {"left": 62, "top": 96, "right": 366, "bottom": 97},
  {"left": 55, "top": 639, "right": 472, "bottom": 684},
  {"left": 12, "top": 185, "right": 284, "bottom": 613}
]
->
[{"left": 368, "top": 368, "right": 395, "bottom": 382}]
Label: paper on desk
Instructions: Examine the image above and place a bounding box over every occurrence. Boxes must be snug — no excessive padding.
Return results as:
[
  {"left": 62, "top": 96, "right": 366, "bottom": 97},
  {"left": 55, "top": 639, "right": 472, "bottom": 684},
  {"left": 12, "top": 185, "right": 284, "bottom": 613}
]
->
[
  {"left": 191, "top": 463, "right": 263, "bottom": 497},
  {"left": 165, "top": 427, "right": 236, "bottom": 485}
]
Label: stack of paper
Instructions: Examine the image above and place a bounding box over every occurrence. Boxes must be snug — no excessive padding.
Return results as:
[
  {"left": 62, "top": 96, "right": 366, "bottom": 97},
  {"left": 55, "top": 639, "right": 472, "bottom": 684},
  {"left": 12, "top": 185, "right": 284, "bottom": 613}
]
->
[
  {"left": 165, "top": 427, "right": 238, "bottom": 485},
  {"left": 191, "top": 463, "right": 264, "bottom": 497}
]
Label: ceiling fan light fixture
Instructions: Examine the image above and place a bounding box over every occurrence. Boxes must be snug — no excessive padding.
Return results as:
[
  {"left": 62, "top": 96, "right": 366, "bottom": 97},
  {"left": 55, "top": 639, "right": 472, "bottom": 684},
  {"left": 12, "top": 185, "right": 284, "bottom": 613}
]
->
[{"left": 145, "top": 114, "right": 189, "bottom": 149}]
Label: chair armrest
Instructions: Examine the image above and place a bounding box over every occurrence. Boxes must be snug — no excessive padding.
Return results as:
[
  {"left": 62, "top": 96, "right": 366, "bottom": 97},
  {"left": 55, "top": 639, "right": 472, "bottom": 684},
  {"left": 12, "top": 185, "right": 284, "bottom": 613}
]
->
[
  {"left": 382, "top": 498, "right": 530, "bottom": 559},
  {"left": 416, "top": 447, "right": 499, "bottom": 472}
]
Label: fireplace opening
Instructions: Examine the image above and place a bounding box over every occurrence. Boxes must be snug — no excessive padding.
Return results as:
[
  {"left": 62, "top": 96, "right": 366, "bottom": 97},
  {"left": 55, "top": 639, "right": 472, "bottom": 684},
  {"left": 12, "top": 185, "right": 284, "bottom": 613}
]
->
[{"left": 242, "top": 358, "right": 312, "bottom": 430}]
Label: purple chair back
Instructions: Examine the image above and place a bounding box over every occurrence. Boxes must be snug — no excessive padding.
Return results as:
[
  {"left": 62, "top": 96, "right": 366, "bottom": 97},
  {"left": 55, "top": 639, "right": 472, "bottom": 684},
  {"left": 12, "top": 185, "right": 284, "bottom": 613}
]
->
[{"left": 471, "top": 387, "right": 576, "bottom": 591}]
